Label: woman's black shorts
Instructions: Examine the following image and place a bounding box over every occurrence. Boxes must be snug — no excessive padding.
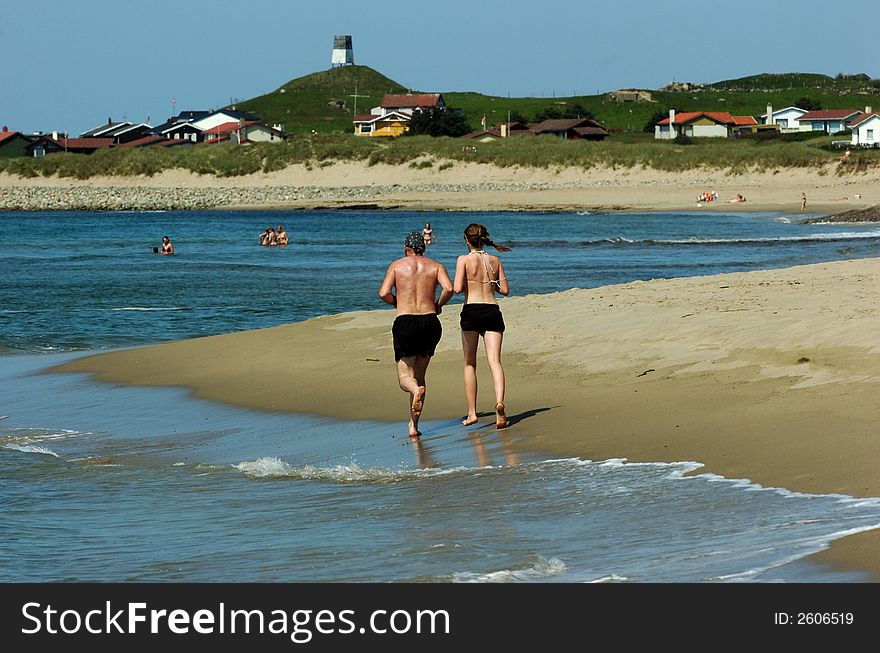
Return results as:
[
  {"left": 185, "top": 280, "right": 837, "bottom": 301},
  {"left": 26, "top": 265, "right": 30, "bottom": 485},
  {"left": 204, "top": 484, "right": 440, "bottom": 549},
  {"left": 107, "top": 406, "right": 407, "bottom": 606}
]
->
[{"left": 460, "top": 303, "right": 505, "bottom": 335}]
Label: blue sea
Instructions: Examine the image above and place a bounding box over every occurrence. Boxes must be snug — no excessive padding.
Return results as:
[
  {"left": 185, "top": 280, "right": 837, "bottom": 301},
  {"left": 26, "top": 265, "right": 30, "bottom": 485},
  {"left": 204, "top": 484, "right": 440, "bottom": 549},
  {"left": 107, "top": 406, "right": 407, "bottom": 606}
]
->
[{"left": 3, "top": 209, "right": 880, "bottom": 582}]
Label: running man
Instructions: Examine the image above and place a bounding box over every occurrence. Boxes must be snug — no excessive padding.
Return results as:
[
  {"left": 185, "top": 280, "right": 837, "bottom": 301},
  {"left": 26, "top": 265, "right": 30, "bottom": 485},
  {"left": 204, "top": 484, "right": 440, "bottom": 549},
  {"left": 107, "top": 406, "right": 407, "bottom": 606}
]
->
[{"left": 378, "top": 231, "right": 454, "bottom": 438}]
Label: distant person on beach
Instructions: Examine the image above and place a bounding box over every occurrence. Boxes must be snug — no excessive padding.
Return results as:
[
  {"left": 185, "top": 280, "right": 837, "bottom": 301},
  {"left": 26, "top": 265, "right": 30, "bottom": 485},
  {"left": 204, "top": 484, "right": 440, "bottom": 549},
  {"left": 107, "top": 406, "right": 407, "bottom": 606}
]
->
[
  {"left": 801, "top": 192, "right": 807, "bottom": 212},
  {"left": 276, "top": 225, "right": 289, "bottom": 246},
  {"left": 378, "top": 231, "right": 454, "bottom": 438},
  {"left": 260, "top": 227, "right": 277, "bottom": 246},
  {"left": 422, "top": 222, "right": 435, "bottom": 246},
  {"left": 160, "top": 235, "right": 174, "bottom": 255},
  {"left": 453, "top": 223, "right": 511, "bottom": 429},
  {"left": 727, "top": 193, "right": 747, "bottom": 203}
]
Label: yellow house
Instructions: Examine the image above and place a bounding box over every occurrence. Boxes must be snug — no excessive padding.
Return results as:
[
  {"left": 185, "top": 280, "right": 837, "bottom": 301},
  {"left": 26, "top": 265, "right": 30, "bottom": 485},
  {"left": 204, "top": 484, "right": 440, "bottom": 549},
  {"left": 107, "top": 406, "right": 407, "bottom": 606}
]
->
[{"left": 353, "top": 111, "right": 411, "bottom": 137}]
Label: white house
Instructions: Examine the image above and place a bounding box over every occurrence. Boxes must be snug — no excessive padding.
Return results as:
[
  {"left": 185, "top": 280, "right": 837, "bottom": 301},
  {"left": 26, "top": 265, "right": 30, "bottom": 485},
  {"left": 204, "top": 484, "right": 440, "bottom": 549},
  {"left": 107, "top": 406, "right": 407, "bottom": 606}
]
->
[
  {"left": 191, "top": 109, "right": 261, "bottom": 133},
  {"left": 202, "top": 121, "right": 285, "bottom": 144},
  {"left": 655, "top": 110, "right": 736, "bottom": 139},
  {"left": 759, "top": 105, "right": 807, "bottom": 133},
  {"left": 850, "top": 112, "right": 880, "bottom": 147}
]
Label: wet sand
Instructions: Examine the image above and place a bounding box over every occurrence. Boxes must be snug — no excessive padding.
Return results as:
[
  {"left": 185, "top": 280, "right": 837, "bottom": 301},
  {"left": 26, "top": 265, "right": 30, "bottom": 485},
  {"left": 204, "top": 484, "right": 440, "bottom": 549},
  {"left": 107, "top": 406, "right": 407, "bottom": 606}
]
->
[{"left": 53, "top": 257, "right": 880, "bottom": 580}]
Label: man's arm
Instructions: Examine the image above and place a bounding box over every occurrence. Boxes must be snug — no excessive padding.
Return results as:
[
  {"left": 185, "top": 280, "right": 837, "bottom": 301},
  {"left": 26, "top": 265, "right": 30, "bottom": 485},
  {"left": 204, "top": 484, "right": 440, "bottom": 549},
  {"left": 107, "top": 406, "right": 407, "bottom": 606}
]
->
[
  {"left": 378, "top": 263, "right": 397, "bottom": 307},
  {"left": 435, "top": 263, "right": 454, "bottom": 312}
]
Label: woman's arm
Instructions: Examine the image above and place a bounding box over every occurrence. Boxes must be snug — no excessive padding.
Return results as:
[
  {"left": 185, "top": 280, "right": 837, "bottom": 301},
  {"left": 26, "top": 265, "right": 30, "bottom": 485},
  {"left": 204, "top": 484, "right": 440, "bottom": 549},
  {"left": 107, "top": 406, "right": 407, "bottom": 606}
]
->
[
  {"left": 453, "top": 255, "right": 467, "bottom": 294},
  {"left": 496, "top": 259, "right": 509, "bottom": 296}
]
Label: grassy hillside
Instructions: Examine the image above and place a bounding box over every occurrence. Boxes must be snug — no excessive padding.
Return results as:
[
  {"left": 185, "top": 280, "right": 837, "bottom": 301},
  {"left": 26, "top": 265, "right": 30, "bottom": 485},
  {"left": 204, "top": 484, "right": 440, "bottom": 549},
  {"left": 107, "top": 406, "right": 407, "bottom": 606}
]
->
[
  {"left": 234, "top": 65, "right": 407, "bottom": 134},
  {"left": 233, "top": 66, "right": 880, "bottom": 135}
]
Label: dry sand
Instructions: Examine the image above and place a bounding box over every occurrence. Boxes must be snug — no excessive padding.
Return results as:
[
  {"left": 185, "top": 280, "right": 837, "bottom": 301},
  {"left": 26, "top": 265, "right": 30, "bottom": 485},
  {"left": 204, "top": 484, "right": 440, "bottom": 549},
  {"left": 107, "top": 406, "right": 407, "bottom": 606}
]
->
[
  {"left": 3, "top": 160, "right": 880, "bottom": 214},
  {"left": 54, "top": 257, "right": 880, "bottom": 580}
]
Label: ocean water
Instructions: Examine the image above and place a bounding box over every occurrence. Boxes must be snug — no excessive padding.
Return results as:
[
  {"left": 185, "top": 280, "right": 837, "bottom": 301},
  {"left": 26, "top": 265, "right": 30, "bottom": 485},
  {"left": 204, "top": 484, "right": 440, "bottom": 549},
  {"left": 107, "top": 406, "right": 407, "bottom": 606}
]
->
[{"left": 2, "top": 209, "right": 880, "bottom": 582}]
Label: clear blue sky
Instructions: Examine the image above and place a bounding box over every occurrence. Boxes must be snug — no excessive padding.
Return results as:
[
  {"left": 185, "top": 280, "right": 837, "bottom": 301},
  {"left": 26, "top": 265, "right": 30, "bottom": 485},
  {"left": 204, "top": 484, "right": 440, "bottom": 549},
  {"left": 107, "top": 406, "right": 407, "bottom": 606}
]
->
[{"left": 2, "top": 0, "right": 877, "bottom": 135}]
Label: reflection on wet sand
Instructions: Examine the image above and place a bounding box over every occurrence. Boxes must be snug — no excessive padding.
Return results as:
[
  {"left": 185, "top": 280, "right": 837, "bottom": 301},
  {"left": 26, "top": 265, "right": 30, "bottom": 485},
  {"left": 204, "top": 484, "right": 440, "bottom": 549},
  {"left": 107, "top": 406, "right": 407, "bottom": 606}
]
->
[{"left": 409, "top": 428, "right": 519, "bottom": 469}]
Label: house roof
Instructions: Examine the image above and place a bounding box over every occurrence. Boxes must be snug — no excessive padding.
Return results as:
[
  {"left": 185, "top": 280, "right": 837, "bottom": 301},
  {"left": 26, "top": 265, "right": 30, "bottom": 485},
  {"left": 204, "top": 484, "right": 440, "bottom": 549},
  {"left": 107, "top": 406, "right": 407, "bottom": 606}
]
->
[
  {"left": 118, "top": 135, "right": 170, "bottom": 148},
  {"left": 532, "top": 118, "right": 608, "bottom": 134},
  {"left": 49, "top": 137, "right": 114, "bottom": 149},
  {"left": 658, "top": 112, "right": 736, "bottom": 126},
  {"left": 798, "top": 109, "right": 860, "bottom": 121},
  {"left": 104, "top": 122, "right": 152, "bottom": 136},
  {"left": 462, "top": 129, "right": 502, "bottom": 139},
  {"left": 80, "top": 121, "right": 131, "bottom": 137},
  {"left": 733, "top": 116, "right": 758, "bottom": 125},
  {"left": 202, "top": 121, "right": 259, "bottom": 135},
  {"left": 758, "top": 106, "right": 808, "bottom": 118},
  {"left": 573, "top": 126, "right": 610, "bottom": 137},
  {"left": 849, "top": 112, "right": 880, "bottom": 128},
  {"left": 380, "top": 93, "right": 443, "bottom": 109},
  {"left": 353, "top": 111, "right": 412, "bottom": 124},
  {"left": 0, "top": 130, "right": 22, "bottom": 145}
]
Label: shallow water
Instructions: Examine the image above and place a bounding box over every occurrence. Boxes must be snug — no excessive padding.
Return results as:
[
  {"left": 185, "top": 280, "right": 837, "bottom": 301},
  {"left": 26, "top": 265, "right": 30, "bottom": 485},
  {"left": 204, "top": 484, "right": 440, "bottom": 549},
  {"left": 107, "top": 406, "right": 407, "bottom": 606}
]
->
[{"left": 2, "top": 209, "right": 879, "bottom": 582}]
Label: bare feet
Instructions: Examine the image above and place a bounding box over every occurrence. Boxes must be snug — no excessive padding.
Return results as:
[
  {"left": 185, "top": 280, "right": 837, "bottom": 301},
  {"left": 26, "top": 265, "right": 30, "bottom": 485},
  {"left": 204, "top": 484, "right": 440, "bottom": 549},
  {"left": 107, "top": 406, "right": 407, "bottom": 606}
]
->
[
  {"left": 408, "top": 422, "right": 422, "bottom": 438},
  {"left": 462, "top": 415, "right": 479, "bottom": 426},
  {"left": 411, "top": 386, "right": 426, "bottom": 419},
  {"left": 495, "top": 402, "right": 509, "bottom": 429}
]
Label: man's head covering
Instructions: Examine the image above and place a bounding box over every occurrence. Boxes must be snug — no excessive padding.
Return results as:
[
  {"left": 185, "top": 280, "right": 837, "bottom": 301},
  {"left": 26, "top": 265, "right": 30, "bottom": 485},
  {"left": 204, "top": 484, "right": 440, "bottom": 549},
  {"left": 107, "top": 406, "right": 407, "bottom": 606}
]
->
[{"left": 404, "top": 231, "right": 426, "bottom": 254}]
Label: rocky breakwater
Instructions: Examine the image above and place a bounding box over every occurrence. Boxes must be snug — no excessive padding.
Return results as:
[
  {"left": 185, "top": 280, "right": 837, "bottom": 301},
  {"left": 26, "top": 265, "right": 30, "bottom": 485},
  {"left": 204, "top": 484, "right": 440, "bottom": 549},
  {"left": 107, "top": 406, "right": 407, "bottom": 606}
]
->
[
  {"left": 0, "top": 180, "right": 606, "bottom": 211},
  {"left": 803, "top": 205, "right": 880, "bottom": 224}
]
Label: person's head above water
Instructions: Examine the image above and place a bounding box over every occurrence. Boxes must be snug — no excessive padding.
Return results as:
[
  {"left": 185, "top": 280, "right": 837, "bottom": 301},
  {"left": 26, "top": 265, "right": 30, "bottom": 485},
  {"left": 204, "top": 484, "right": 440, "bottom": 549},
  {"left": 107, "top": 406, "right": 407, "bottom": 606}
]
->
[
  {"left": 404, "top": 231, "right": 426, "bottom": 255},
  {"left": 464, "top": 223, "right": 511, "bottom": 252}
]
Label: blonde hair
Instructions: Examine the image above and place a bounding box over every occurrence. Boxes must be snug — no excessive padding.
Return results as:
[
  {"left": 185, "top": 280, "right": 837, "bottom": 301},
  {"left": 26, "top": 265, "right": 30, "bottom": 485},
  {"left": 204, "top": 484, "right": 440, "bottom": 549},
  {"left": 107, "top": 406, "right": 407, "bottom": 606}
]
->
[{"left": 464, "top": 223, "right": 511, "bottom": 252}]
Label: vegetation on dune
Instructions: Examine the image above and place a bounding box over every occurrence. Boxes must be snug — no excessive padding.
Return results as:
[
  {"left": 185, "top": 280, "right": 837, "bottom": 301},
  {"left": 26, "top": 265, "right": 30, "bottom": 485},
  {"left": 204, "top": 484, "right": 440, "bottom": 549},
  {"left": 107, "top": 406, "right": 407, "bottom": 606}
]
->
[{"left": 4, "top": 133, "right": 880, "bottom": 180}]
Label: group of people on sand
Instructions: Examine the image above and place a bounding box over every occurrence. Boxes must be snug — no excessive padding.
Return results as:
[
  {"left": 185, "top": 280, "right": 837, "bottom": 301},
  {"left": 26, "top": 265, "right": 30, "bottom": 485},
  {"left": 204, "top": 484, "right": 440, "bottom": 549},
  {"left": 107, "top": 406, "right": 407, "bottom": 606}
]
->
[
  {"left": 259, "top": 225, "right": 289, "bottom": 246},
  {"left": 697, "top": 191, "right": 719, "bottom": 204},
  {"left": 379, "top": 223, "right": 510, "bottom": 438}
]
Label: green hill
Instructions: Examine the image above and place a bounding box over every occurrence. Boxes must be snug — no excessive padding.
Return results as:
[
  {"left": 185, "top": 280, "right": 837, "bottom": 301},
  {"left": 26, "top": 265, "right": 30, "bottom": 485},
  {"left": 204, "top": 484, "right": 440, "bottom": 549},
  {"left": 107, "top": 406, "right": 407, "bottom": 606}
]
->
[
  {"left": 234, "top": 66, "right": 880, "bottom": 135},
  {"left": 233, "top": 65, "right": 407, "bottom": 135}
]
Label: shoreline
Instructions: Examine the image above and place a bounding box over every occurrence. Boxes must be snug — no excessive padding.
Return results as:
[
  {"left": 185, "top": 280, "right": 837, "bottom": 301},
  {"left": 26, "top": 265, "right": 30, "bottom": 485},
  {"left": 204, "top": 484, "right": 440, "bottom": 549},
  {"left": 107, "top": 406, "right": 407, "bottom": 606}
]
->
[
  {"left": 52, "top": 257, "right": 880, "bottom": 580},
  {"left": 3, "top": 161, "right": 880, "bottom": 216}
]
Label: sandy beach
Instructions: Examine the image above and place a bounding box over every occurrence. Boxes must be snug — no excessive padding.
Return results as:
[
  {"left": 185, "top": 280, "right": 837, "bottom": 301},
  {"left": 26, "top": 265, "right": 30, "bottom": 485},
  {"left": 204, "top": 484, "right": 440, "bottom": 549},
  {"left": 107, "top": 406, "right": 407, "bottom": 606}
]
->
[
  {"left": 3, "top": 161, "right": 880, "bottom": 214},
  {"left": 54, "top": 256, "right": 880, "bottom": 579}
]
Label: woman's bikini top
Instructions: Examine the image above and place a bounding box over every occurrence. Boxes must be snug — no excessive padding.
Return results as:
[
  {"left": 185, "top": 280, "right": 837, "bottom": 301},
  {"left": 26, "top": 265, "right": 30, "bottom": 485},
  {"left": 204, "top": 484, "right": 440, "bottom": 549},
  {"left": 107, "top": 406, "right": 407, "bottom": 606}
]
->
[{"left": 468, "top": 250, "right": 505, "bottom": 288}]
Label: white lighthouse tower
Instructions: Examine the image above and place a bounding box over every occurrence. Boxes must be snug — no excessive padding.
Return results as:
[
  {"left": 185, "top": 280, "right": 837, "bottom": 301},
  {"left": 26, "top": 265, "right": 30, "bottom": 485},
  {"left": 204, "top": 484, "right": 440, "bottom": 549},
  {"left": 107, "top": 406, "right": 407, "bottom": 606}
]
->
[{"left": 331, "top": 35, "right": 354, "bottom": 67}]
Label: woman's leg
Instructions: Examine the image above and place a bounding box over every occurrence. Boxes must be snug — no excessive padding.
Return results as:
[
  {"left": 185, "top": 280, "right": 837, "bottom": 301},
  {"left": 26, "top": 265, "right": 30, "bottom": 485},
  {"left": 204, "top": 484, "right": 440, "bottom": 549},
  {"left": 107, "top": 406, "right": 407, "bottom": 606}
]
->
[
  {"left": 483, "top": 331, "right": 507, "bottom": 427},
  {"left": 461, "top": 330, "right": 480, "bottom": 425}
]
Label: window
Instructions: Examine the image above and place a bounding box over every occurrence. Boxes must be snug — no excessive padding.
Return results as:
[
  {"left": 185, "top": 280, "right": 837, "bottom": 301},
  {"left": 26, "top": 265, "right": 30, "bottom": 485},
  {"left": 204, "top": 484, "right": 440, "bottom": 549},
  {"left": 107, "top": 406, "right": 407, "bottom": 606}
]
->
[
  {"left": 868, "top": 129, "right": 875, "bottom": 141},
  {"left": 360, "top": 124, "right": 373, "bottom": 134},
  {"left": 777, "top": 118, "right": 788, "bottom": 128}
]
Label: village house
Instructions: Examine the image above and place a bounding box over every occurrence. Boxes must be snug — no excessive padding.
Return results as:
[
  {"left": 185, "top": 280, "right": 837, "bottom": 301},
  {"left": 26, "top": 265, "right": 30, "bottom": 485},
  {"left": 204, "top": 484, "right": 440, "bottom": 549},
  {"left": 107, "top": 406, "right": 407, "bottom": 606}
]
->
[
  {"left": 353, "top": 111, "right": 412, "bottom": 137},
  {"left": 759, "top": 105, "right": 808, "bottom": 132},
  {"left": 849, "top": 111, "right": 880, "bottom": 147},
  {"left": 202, "top": 121, "right": 286, "bottom": 144},
  {"left": 80, "top": 119, "right": 153, "bottom": 144},
  {"left": 462, "top": 122, "right": 533, "bottom": 142},
  {"left": 655, "top": 111, "right": 735, "bottom": 139},
  {"left": 26, "top": 134, "right": 114, "bottom": 157},
  {"left": 796, "top": 109, "right": 862, "bottom": 133},
  {"left": 373, "top": 93, "right": 445, "bottom": 117},
  {"left": 117, "top": 135, "right": 192, "bottom": 149},
  {"left": 151, "top": 111, "right": 210, "bottom": 142},
  {"left": 190, "top": 109, "right": 261, "bottom": 133},
  {"left": 531, "top": 118, "right": 609, "bottom": 140},
  {"left": 0, "top": 127, "right": 33, "bottom": 157},
  {"left": 654, "top": 110, "right": 764, "bottom": 139},
  {"left": 353, "top": 93, "right": 447, "bottom": 137}
]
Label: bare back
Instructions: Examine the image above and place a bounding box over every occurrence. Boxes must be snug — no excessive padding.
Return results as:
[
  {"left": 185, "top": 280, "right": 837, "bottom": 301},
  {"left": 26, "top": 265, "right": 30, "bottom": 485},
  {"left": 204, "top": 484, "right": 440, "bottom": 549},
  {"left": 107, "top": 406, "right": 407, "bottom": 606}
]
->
[
  {"left": 380, "top": 255, "right": 453, "bottom": 315},
  {"left": 454, "top": 251, "right": 508, "bottom": 304}
]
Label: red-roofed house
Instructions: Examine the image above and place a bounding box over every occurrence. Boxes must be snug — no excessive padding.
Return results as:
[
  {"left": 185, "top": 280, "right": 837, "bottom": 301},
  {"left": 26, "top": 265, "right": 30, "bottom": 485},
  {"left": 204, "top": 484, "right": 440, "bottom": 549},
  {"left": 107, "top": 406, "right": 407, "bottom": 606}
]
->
[
  {"left": 654, "top": 110, "right": 737, "bottom": 139},
  {"left": 796, "top": 109, "right": 862, "bottom": 133},
  {"left": 849, "top": 111, "right": 880, "bottom": 147},
  {"left": 375, "top": 93, "right": 445, "bottom": 117},
  {"left": 0, "top": 127, "right": 33, "bottom": 157},
  {"left": 202, "top": 121, "right": 286, "bottom": 144}
]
